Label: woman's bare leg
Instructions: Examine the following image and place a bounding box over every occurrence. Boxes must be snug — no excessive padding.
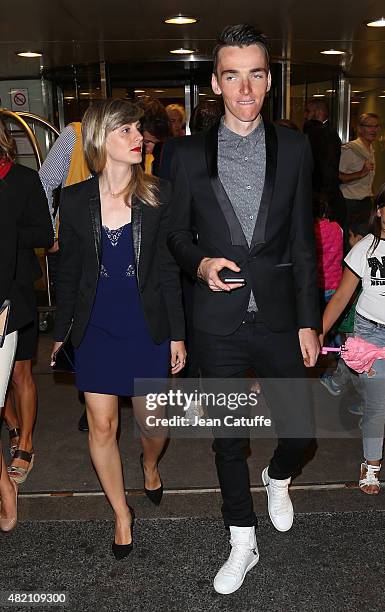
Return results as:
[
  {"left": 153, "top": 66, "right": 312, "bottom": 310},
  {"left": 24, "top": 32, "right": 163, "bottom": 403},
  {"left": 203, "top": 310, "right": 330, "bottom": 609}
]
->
[
  {"left": 0, "top": 448, "right": 17, "bottom": 520},
  {"left": 8, "top": 360, "right": 36, "bottom": 470},
  {"left": 85, "top": 392, "right": 132, "bottom": 544},
  {"left": 132, "top": 395, "right": 167, "bottom": 490}
]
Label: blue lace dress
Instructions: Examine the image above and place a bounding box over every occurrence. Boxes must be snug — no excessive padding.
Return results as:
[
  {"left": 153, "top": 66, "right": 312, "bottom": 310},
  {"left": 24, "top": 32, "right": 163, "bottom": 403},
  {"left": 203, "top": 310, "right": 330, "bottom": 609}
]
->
[{"left": 74, "top": 223, "right": 170, "bottom": 396}]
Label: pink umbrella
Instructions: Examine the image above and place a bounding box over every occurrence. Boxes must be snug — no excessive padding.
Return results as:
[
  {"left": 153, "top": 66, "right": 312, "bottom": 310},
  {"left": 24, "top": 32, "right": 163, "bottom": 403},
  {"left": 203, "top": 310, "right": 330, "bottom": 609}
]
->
[{"left": 341, "top": 336, "right": 385, "bottom": 374}]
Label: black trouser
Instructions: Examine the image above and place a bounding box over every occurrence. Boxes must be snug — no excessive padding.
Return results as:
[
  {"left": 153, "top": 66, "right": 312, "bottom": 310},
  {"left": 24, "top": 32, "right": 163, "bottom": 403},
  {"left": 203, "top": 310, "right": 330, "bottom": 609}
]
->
[{"left": 195, "top": 314, "right": 314, "bottom": 528}]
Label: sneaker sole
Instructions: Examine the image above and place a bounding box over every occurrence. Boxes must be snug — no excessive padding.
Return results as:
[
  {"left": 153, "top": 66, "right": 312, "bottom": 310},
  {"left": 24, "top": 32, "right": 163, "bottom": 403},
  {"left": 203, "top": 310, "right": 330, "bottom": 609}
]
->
[
  {"left": 213, "top": 553, "right": 260, "bottom": 595},
  {"left": 319, "top": 378, "right": 341, "bottom": 397},
  {"left": 261, "top": 468, "right": 293, "bottom": 533}
]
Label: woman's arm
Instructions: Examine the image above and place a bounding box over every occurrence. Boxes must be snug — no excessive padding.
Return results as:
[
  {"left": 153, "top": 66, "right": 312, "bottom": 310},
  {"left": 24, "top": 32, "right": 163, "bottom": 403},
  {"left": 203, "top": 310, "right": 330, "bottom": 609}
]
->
[
  {"left": 52, "top": 191, "right": 82, "bottom": 341},
  {"left": 321, "top": 267, "right": 360, "bottom": 340},
  {"left": 18, "top": 173, "right": 54, "bottom": 249}
]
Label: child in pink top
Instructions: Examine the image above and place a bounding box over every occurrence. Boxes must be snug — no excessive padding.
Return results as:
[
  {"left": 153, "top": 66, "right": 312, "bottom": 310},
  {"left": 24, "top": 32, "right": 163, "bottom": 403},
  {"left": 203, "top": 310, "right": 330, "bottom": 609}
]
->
[{"left": 313, "top": 195, "right": 343, "bottom": 307}]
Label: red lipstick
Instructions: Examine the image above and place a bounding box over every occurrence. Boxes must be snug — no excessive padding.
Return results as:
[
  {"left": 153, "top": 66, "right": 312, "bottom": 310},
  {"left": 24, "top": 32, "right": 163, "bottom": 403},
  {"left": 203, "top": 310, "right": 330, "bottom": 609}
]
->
[{"left": 131, "top": 146, "right": 141, "bottom": 152}]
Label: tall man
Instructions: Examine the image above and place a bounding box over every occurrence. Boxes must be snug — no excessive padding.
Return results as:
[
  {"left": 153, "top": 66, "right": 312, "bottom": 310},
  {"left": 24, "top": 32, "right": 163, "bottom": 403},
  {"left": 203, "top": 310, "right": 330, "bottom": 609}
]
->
[
  {"left": 167, "top": 25, "right": 320, "bottom": 595},
  {"left": 304, "top": 98, "right": 346, "bottom": 226}
]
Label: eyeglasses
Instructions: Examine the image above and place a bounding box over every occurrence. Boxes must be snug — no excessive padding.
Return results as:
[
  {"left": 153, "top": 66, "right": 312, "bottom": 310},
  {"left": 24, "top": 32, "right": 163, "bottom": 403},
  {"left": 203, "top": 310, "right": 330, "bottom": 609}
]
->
[{"left": 359, "top": 123, "right": 381, "bottom": 129}]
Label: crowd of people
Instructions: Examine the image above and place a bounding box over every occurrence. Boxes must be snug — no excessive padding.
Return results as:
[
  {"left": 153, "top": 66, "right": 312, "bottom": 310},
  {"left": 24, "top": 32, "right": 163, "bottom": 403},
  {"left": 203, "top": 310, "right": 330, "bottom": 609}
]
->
[{"left": 0, "top": 22, "right": 384, "bottom": 596}]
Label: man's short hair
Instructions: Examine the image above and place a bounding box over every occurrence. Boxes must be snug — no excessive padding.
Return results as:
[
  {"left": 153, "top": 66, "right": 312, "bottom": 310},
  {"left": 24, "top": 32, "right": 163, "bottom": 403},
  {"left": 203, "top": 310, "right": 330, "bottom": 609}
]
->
[
  {"left": 213, "top": 24, "right": 269, "bottom": 75},
  {"left": 307, "top": 99, "right": 329, "bottom": 115},
  {"left": 358, "top": 112, "right": 380, "bottom": 126}
]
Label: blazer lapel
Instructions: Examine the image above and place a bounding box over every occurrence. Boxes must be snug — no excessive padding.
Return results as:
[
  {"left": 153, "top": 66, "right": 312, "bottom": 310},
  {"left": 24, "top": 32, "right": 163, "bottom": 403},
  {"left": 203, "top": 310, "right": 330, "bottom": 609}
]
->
[
  {"left": 131, "top": 196, "right": 142, "bottom": 267},
  {"left": 205, "top": 124, "right": 248, "bottom": 248},
  {"left": 250, "top": 121, "right": 278, "bottom": 251},
  {"left": 88, "top": 176, "right": 102, "bottom": 268}
]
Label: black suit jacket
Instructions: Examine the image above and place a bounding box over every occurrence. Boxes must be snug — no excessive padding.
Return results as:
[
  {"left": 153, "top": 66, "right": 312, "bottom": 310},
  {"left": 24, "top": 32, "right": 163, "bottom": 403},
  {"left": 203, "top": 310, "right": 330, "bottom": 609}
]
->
[
  {"left": 0, "top": 164, "right": 54, "bottom": 333},
  {"left": 53, "top": 175, "right": 185, "bottom": 347},
  {"left": 167, "top": 121, "right": 320, "bottom": 335}
]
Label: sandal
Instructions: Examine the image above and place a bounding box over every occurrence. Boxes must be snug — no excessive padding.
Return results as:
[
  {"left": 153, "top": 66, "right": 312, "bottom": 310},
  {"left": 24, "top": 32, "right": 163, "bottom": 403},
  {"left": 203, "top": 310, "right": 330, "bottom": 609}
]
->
[
  {"left": 8, "top": 449, "right": 34, "bottom": 485},
  {"left": 7, "top": 427, "right": 20, "bottom": 459},
  {"left": 359, "top": 462, "right": 381, "bottom": 495}
]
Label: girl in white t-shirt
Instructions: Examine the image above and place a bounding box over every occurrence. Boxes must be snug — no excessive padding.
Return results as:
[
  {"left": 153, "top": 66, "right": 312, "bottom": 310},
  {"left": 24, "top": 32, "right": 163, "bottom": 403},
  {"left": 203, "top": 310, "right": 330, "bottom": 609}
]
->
[{"left": 321, "top": 185, "right": 385, "bottom": 494}]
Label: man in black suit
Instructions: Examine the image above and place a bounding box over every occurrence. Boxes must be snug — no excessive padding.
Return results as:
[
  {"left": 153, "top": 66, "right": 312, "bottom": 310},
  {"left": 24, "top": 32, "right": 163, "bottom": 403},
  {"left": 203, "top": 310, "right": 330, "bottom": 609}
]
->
[
  {"left": 167, "top": 24, "right": 320, "bottom": 594},
  {"left": 304, "top": 98, "right": 346, "bottom": 226}
]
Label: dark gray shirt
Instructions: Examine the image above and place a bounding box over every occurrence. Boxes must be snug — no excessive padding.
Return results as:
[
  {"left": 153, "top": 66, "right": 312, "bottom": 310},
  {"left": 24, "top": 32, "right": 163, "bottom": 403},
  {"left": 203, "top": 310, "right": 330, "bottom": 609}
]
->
[{"left": 218, "top": 117, "right": 266, "bottom": 311}]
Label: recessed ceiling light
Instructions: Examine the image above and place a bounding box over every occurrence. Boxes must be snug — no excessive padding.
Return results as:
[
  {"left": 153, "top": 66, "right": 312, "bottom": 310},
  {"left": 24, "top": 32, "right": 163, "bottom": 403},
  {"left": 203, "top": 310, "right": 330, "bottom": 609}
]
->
[
  {"left": 198, "top": 93, "right": 207, "bottom": 96},
  {"left": 134, "top": 89, "right": 146, "bottom": 93},
  {"left": 313, "top": 94, "right": 325, "bottom": 97},
  {"left": 154, "top": 89, "right": 165, "bottom": 93},
  {"left": 80, "top": 92, "right": 90, "bottom": 96},
  {"left": 351, "top": 101, "right": 360, "bottom": 104},
  {"left": 320, "top": 49, "right": 345, "bottom": 55},
  {"left": 352, "top": 90, "right": 362, "bottom": 93},
  {"left": 379, "top": 95, "right": 385, "bottom": 98},
  {"left": 16, "top": 51, "right": 42, "bottom": 58},
  {"left": 326, "top": 89, "right": 336, "bottom": 93},
  {"left": 170, "top": 48, "right": 194, "bottom": 55},
  {"left": 64, "top": 96, "right": 75, "bottom": 100},
  {"left": 164, "top": 15, "right": 198, "bottom": 25},
  {"left": 366, "top": 17, "right": 385, "bottom": 27}
]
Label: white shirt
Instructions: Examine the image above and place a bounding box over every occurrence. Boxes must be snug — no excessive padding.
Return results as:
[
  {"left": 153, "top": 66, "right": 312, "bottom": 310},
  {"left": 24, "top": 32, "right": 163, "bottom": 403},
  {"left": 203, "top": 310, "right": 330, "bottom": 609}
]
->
[
  {"left": 339, "top": 138, "right": 375, "bottom": 200},
  {"left": 344, "top": 234, "right": 385, "bottom": 324}
]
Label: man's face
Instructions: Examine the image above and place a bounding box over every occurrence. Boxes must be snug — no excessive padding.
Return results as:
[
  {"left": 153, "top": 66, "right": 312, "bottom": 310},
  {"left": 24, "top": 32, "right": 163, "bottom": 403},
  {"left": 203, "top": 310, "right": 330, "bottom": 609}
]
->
[
  {"left": 358, "top": 118, "right": 380, "bottom": 143},
  {"left": 305, "top": 105, "right": 315, "bottom": 121},
  {"left": 211, "top": 44, "right": 271, "bottom": 126}
]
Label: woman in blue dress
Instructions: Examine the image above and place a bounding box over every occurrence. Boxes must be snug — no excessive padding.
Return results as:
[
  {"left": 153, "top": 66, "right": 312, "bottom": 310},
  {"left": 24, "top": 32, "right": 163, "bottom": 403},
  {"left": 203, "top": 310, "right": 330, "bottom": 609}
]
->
[{"left": 51, "top": 99, "right": 186, "bottom": 559}]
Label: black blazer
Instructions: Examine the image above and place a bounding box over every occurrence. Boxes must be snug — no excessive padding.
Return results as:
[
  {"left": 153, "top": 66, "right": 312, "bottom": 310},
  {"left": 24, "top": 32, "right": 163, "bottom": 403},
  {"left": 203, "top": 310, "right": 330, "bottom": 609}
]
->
[
  {"left": 53, "top": 175, "right": 185, "bottom": 347},
  {"left": 0, "top": 164, "right": 54, "bottom": 333},
  {"left": 167, "top": 121, "right": 320, "bottom": 335}
]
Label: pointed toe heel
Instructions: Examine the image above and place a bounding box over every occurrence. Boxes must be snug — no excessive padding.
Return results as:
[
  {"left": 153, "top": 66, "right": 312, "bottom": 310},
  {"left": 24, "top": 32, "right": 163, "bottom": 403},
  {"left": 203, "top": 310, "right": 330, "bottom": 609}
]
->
[
  {"left": 140, "top": 453, "right": 163, "bottom": 506},
  {"left": 112, "top": 506, "right": 135, "bottom": 560}
]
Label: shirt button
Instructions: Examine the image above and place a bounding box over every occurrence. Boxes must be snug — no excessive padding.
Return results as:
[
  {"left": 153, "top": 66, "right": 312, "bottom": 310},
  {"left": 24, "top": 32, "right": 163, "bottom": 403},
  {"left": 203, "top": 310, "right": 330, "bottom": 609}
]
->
[
  {"left": 249, "top": 215, "right": 254, "bottom": 220},
  {"left": 246, "top": 185, "right": 251, "bottom": 190},
  {"left": 244, "top": 156, "right": 248, "bottom": 161}
]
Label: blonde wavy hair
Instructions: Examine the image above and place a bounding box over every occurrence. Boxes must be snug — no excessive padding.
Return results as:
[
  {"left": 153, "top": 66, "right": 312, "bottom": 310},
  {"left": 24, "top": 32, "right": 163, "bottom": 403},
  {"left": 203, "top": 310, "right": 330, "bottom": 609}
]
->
[
  {"left": 0, "top": 118, "right": 17, "bottom": 161},
  {"left": 82, "top": 99, "right": 159, "bottom": 207}
]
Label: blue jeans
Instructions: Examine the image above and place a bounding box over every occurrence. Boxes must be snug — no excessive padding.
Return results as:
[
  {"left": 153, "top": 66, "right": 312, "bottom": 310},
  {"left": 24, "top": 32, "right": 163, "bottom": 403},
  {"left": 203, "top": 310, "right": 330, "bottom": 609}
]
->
[{"left": 354, "top": 313, "right": 385, "bottom": 461}]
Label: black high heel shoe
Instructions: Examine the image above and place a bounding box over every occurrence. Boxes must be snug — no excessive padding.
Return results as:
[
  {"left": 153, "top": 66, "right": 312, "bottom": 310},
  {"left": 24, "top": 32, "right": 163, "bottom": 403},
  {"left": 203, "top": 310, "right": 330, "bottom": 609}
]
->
[
  {"left": 140, "top": 453, "right": 163, "bottom": 506},
  {"left": 112, "top": 506, "right": 135, "bottom": 560}
]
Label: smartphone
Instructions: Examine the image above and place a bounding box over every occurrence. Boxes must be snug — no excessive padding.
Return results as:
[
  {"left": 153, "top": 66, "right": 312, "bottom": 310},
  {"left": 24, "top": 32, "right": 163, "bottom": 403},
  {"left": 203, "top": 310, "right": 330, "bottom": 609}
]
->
[{"left": 218, "top": 268, "right": 246, "bottom": 285}]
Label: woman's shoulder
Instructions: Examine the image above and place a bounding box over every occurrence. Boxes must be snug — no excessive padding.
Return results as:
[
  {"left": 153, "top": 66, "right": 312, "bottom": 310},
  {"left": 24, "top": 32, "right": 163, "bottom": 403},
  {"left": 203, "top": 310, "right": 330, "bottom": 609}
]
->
[
  {"left": 62, "top": 174, "right": 97, "bottom": 198},
  {"left": 10, "top": 163, "right": 40, "bottom": 183}
]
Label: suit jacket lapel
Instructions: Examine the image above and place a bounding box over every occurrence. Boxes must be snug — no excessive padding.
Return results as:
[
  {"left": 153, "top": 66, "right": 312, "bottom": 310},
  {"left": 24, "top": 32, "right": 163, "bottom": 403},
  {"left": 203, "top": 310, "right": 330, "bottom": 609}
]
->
[
  {"left": 88, "top": 175, "right": 102, "bottom": 268},
  {"left": 205, "top": 124, "right": 248, "bottom": 248},
  {"left": 131, "top": 195, "right": 142, "bottom": 266},
  {"left": 250, "top": 121, "right": 278, "bottom": 251}
]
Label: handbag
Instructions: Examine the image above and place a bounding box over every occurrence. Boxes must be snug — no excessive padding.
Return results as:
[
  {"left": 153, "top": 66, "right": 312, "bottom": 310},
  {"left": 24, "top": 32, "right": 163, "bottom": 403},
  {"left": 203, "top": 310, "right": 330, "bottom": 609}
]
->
[
  {"left": 51, "top": 325, "right": 75, "bottom": 373},
  {"left": 0, "top": 299, "right": 11, "bottom": 349}
]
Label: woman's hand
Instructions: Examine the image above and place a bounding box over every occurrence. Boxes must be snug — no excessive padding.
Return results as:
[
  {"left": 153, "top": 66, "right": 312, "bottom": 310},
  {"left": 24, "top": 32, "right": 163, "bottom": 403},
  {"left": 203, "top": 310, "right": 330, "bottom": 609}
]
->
[
  {"left": 170, "top": 340, "right": 186, "bottom": 374},
  {"left": 50, "top": 341, "right": 63, "bottom": 367}
]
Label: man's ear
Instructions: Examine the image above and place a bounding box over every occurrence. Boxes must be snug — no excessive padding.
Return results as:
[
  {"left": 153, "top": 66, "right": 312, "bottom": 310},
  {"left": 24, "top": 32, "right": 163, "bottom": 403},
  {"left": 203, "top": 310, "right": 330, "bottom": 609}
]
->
[
  {"left": 266, "top": 70, "right": 272, "bottom": 93},
  {"left": 211, "top": 73, "right": 222, "bottom": 96}
]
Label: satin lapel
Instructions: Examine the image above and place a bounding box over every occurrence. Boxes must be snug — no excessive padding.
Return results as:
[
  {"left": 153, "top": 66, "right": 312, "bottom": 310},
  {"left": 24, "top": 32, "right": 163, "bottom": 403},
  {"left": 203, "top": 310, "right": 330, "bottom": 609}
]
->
[
  {"left": 88, "top": 176, "right": 102, "bottom": 268},
  {"left": 250, "top": 121, "right": 278, "bottom": 251},
  {"left": 205, "top": 124, "right": 248, "bottom": 248},
  {"left": 131, "top": 196, "right": 142, "bottom": 267}
]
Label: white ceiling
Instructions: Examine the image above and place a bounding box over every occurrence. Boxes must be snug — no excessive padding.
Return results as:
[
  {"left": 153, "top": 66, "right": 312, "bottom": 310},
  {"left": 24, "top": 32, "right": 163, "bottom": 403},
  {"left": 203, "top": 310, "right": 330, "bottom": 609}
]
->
[{"left": 1, "top": 0, "right": 385, "bottom": 78}]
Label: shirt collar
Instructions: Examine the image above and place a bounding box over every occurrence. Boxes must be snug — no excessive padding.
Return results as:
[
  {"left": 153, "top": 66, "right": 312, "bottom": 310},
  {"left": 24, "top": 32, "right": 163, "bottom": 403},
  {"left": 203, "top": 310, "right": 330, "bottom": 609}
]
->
[{"left": 218, "top": 115, "right": 265, "bottom": 148}]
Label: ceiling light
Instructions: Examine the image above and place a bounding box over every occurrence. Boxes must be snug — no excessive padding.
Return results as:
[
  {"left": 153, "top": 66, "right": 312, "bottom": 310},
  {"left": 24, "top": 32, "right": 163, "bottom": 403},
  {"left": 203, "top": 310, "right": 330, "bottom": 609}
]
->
[
  {"left": 366, "top": 17, "right": 385, "bottom": 27},
  {"left": 164, "top": 15, "right": 198, "bottom": 25},
  {"left": 80, "top": 92, "right": 90, "bottom": 96},
  {"left": 170, "top": 48, "right": 194, "bottom": 55},
  {"left": 16, "top": 51, "right": 42, "bottom": 58},
  {"left": 64, "top": 96, "right": 75, "bottom": 100},
  {"left": 351, "top": 101, "right": 360, "bottom": 104},
  {"left": 320, "top": 49, "right": 345, "bottom": 55},
  {"left": 379, "top": 95, "right": 385, "bottom": 98},
  {"left": 134, "top": 89, "right": 146, "bottom": 93},
  {"left": 154, "top": 89, "right": 165, "bottom": 93},
  {"left": 352, "top": 90, "right": 361, "bottom": 93},
  {"left": 313, "top": 94, "right": 325, "bottom": 97},
  {"left": 199, "top": 93, "right": 207, "bottom": 96}
]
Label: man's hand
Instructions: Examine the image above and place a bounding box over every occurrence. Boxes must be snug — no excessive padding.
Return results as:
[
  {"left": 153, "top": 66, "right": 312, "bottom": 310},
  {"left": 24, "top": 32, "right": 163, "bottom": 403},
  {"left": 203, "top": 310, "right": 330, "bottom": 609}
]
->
[
  {"left": 170, "top": 340, "right": 187, "bottom": 374},
  {"left": 50, "top": 341, "right": 63, "bottom": 366},
  {"left": 298, "top": 328, "right": 320, "bottom": 367},
  {"left": 197, "top": 257, "right": 243, "bottom": 292},
  {"left": 360, "top": 160, "right": 374, "bottom": 177}
]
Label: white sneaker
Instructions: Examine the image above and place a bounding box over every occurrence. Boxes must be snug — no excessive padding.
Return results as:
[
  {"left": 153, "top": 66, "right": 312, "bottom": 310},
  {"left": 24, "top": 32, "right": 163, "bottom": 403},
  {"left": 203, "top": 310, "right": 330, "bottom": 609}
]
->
[
  {"left": 213, "top": 526, "right": 259, "bottom": 595},
  {"left": 261, "top": 467, "right": 293, "bottom": 532}
]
